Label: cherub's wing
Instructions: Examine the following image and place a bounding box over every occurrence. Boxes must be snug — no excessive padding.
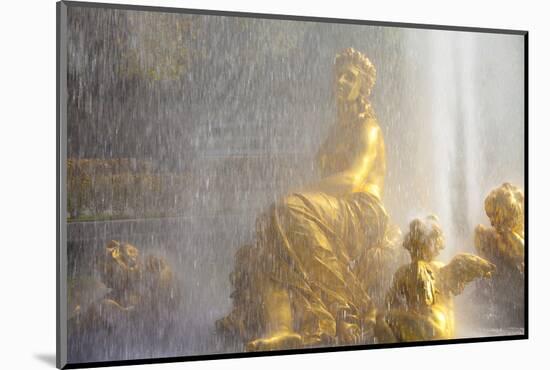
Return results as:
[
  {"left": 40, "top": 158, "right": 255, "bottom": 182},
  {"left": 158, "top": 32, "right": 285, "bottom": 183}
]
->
[{"left": 439, "top": 253, "right": 495, "bottom": 295}]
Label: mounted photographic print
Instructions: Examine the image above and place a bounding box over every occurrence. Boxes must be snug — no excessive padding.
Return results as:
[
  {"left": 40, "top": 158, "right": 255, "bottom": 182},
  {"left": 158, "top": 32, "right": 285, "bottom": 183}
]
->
[{"left": 56, "top": 1, "right": 527, "bottom": 368}]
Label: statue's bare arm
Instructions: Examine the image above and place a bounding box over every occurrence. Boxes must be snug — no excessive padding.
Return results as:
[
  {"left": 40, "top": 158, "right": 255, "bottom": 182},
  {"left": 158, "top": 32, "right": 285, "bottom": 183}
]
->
[{"left": 307, "top": 119, "right": 381, "bottom": 197}]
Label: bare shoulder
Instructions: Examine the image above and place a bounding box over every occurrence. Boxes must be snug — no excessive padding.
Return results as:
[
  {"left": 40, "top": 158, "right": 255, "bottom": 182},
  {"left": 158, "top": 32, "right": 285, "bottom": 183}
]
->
[
  {"left": 363, "top": 116, "right": 381, "bottom": 131},
  {"left": 475, "top": 224, "right": 491, "bottom": 236},
  {"left": 474, "top": 224, "right": 498, "bottom": 249},
  {"left": 358, "top": 117, "right": 382, "bottom": 146}
]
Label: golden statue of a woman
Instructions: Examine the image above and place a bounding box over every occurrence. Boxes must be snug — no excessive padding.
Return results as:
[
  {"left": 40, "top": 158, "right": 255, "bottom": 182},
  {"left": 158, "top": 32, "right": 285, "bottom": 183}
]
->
[{"left": 218, "top": 48, "right": 400, "bottom": 350}]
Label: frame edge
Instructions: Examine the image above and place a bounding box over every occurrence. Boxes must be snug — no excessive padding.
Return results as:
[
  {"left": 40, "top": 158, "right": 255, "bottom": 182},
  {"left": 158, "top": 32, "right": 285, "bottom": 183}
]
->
[{"left": 57, "top": 1, "right": 69, "bottom": 368}]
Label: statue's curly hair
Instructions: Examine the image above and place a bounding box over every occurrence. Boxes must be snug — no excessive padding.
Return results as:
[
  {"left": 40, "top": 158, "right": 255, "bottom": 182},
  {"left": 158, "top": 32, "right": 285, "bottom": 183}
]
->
[
  {"left": 403, "top": 215, "right": 445, "bottom": 261},
  {"left": 484, "top": 183, "right": 524, "bottom": 231},
  {"left": 334, "top": 48, "right": 377, "bottom": 93}
]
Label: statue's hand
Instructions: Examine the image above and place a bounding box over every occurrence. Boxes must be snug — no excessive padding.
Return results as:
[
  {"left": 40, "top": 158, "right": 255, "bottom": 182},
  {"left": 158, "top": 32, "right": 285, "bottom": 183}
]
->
[{"left": 440, "top": 253, "right": 496, "bottom": 295}]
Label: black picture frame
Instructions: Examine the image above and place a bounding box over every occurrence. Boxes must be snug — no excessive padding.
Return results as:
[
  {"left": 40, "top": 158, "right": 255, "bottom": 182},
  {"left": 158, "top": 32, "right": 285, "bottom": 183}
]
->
[{"left": 57, "top": 1, "right": 528, "bottom": 368}]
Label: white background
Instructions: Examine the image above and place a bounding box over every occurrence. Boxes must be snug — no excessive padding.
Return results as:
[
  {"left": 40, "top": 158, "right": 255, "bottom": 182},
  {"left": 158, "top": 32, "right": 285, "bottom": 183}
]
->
[{"left": 0, "top": 0, "right": 546, "bottom": 368}]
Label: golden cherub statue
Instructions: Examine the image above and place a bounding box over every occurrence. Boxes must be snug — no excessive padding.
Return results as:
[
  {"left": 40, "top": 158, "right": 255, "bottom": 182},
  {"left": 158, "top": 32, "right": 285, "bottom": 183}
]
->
[
  {"left": 475, "top": 183, "right": 524, "bottom": 273},
  {"left": 474, "top": 183, "right": 525, "bottom": 327},
  {"left": 376, "top": 216, "right": 495, "bottom": 342},
  {"left": 69, "top": 240, "right": 177, "bottom": 332},
  {"left": 218, "top": 48, "right": 403, "bottom": 350}
]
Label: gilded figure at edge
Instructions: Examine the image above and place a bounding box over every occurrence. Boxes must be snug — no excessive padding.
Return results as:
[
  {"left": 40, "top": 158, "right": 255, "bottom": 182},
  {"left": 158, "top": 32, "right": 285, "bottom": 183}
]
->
[
  {"left": 474, "top": 183, "right": 525, "bottom": 327},
  {"left": 475, "top": 183, "right": 524, "bottom": 274}
]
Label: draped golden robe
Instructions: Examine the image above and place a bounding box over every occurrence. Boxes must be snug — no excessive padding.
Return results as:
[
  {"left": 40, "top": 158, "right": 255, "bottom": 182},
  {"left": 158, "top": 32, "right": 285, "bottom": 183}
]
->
[{"left": 219, "top": 189, "right": 389, "bottom": 346}]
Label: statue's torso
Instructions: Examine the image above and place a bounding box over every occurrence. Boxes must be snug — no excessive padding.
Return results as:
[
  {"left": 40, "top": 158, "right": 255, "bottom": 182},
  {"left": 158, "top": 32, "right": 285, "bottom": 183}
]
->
[
  {"left": 317, "top": 116, "right": 386, "bottom": 196},
  {"left": 389, "top": 261, "right": 455, "bottom": 340}
]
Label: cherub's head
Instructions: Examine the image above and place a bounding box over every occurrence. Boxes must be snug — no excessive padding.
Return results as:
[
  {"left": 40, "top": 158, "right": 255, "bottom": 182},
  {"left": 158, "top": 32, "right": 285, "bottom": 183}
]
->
[
  {"left": 484, "top": 183, "right": 524, "bottom": 232},
  {"left": 100, "top": 240, "right": 142, "bottom": 289},
  {"left": 334, "top": 48, "right": 376, "bottom": 102},
  {"left": 403, "top": 215, "right": 445, "bottom": 262}
]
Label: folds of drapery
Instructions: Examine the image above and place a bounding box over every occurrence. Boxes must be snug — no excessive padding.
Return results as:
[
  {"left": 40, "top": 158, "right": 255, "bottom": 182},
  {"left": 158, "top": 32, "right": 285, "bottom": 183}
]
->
[{"left": 218, "top": 190, "right": 391, "bottom": 346}]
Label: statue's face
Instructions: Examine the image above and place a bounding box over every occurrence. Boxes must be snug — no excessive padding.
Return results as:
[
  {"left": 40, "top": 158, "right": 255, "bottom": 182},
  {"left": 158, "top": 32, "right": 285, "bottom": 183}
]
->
[
  {"left": 485, "top": 185, "right": 524, "bottom": 231},
  {"left": 115, "top": 244, "right": 140, "bottom": 270},
  {"left": 422, "top": 238, "right": 443, "bottom": 261},
  {"left": 103, "top": 241, "right": 142, "bottom": 288},
  {"left": 404, "top": 220, "right": 444, "bottom": 262},
  {"left": 336, "top": 64, "right": 364, "bottom": 102}
]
